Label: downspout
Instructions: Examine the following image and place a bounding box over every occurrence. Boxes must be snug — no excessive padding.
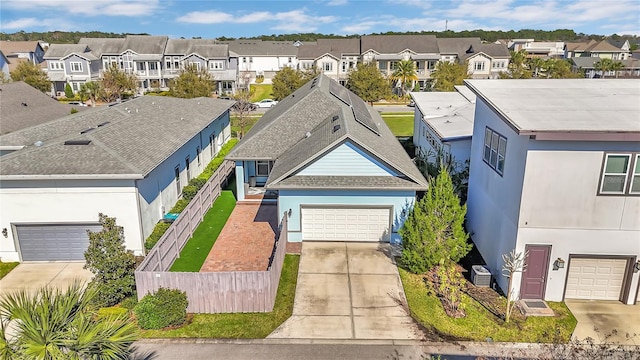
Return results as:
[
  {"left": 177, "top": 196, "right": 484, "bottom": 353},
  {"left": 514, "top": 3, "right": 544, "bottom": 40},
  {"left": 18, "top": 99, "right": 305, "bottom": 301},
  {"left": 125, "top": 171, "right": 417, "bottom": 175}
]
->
[{"left": 133, "top": 180, "right": 146, "bottom": 255}]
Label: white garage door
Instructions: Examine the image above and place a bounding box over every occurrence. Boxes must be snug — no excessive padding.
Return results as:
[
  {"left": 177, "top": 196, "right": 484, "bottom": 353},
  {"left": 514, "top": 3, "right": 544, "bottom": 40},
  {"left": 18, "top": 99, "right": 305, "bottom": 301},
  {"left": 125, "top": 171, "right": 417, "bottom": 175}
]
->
[
  {"left": 16, "top": 224, "right": 102, "bottom": 261},
  {"left": 302, "top": 207, "right": 391, "bottom": 242},
  {"left": 565, "top": 258, "right": 627, "bottom": 301}
]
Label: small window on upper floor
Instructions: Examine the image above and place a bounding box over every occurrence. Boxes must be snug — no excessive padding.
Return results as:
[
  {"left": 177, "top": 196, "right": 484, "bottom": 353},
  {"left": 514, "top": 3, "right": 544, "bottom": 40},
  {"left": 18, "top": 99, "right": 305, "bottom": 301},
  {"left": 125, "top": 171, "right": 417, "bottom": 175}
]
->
[
  {"left": 599, "top": 153, "right": 639, "bottom": 195},
  {"left": 483, "top": 127, "right": 506, "bottom": 176}
]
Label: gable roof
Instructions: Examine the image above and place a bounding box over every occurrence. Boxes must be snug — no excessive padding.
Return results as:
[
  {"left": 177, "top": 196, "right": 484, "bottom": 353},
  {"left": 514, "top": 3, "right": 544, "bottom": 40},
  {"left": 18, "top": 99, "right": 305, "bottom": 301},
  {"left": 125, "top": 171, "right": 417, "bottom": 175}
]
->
[
  {"left": 0, "top": 81, "right": 84, "bottom": 135},
  {"left": 78, "top": 38, "right": 125, "bottom": 57},
  {"left": 44, "top": 44, "right": 98, "bottom": 61},
  {"left": 222, "top": 40, "right": 298, "bottom": 56},
  {"left": 0, "top": 41, "right": 43, "bottom": 55},
  {"left": 361, "top": 35, "right": 439, "bottom": 54},
  {"left": 437, "top": 37, "right": 482, "bottom": 56},
  {"left": 121, "top": 35, "right": 168, "bottom": 54},
  {"left": 465, "top": 79, "right": 640, "bottom": 134},
  {"left": 227, "top": 75, "right": 427, "bottom": 190},
  {"left": 165, "top": 39, "right": 228, "bottom": 58},
  {"left": 297, "top": 38, "right": 360, "bottom": 60},
  {"left": 0, "top": 96, "right": 234, "bottom": 179}
]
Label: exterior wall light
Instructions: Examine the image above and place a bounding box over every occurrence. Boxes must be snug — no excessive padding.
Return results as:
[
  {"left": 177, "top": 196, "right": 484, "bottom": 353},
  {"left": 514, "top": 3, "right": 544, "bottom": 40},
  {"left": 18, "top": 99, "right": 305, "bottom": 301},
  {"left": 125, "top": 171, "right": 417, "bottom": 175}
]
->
[
  {"left": 1, "top": 228, "right": 7, "bottom": 238},
  {"left": 553, "top": 258, "right": 565, "bottom": 271},
  {"left": 634, "top": 261, "right": 640, "bottom": 273},
  {"left": 288, "top": 209, "right": 292, "bottom": 218}
]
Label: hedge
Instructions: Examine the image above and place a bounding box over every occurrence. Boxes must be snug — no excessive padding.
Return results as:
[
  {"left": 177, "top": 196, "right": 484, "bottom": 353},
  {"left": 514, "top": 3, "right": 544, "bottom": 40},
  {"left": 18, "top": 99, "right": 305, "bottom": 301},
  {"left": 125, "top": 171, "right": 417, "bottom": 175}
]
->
[
  {"left": 134, "top": 288, "right": 188, "bottom": 330},
  {"left": 143, "top": 138, "right": 238, "bottom": 251}
]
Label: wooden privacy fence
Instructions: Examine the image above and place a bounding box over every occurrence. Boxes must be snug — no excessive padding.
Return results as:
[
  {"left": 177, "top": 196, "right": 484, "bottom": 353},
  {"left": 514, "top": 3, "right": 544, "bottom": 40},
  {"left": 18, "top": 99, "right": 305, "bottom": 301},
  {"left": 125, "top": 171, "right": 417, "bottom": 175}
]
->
[
  {"left": 136, "top": 159, "right": 289, "bottom": 313},
  {"left": 136, "top": 216, "right": 288, "bottom": 313}
]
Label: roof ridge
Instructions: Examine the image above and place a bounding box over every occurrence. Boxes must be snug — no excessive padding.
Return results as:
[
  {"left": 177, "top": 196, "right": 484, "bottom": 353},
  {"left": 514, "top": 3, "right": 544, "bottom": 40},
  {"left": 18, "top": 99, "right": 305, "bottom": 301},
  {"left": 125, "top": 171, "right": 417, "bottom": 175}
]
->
[{"left": 87, "top": 136, "right": 143, "bottom": 175}]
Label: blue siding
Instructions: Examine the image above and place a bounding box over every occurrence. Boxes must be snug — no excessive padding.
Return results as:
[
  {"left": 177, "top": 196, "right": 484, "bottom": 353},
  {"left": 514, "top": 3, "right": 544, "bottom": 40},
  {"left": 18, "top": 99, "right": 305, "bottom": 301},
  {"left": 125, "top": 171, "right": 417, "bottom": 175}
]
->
[
  {"left": 298, "top": 141, "right": 397, "bottom": 176},
  {"left": 278, "top": 189, "right": 416, "bottom": 244}
]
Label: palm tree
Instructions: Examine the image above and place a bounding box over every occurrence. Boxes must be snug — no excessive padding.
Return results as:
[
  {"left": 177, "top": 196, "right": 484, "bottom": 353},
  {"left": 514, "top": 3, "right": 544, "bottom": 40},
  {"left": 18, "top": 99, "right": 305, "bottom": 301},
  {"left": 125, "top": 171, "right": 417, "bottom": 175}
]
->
[
  {"left": 80, "top": 81, "right": 102, "bottom": 107},
  {"left": 0, "top": 282, "right": 138, "bottom": 360},
  {"left": 594, "top": 58, "right": 614, "bottom": 78},
  {"left": 610, "top": 60, "right": 625, "bottom": 78},
  {"left": 390, "top": 59, "right": 418, "bottom": 97}
]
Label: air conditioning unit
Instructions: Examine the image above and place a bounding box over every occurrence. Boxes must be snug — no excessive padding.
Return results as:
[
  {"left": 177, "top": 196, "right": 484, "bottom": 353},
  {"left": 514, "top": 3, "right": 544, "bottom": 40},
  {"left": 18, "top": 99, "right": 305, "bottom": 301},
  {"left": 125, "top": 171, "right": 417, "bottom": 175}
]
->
[{"left": 471, "top": 265, "right": 492, "bottom": 287}]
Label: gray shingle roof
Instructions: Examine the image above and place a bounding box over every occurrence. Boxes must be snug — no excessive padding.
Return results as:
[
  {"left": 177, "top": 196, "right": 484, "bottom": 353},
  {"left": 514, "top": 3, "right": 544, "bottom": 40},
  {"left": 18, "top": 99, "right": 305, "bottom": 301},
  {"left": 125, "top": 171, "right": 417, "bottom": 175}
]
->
[
  {"left": 361, "top": 35, "right": 439, "bottom": 54},
  {"left": 297, "top": 38, "right": 360, "bottom": 60},
  {"left": 0, "top": 96, "right": 234, "bottom": 178},
  {"left": 269, "top": 175, "right": 424, "bottom": 190},
  {"left": 121, "top": 35, "right": 168, "bottom": 55},
  {"left": 0, "top": 81, "right": 85, "bottom": 135},
  {"left": 227, "top": 75, "right": 427, "bottom": 190},
  {"left": 78, "top": 38, "right": 125, "bottom": 57},
  {"left": 43, "top": 44, "right": 93, "bottom": 59},
  {"left": 437, "top": 38, "right": 482, "bottom": 55},
  {"left": 222, "top": 40, "right": 298, "bottom": 56},
  {"left": 165, "top": 39, "right": 228, "bottom": 58}
]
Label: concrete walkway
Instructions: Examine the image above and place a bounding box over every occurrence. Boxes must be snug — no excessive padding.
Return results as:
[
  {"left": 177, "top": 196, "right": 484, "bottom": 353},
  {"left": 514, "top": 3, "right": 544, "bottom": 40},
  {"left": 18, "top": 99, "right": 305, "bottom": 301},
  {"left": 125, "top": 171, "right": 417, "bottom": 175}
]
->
[
  {"left": 0, "top": 262, "right": 92, "bottom": 295},
  {"left": 268, "top": 242, "right": 423, "bottom": 340},
  {"left": 566, "top": 299, "right": 640, "bottom": 345}
]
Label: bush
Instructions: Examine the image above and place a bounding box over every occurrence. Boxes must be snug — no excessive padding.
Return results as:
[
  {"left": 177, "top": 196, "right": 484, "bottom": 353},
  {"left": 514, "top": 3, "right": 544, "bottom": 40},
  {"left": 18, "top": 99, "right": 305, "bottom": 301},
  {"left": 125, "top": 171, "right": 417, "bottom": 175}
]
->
[
  {"left": 64, "top": 83, "right": 74, "bottom": 99},
  {"left": 134, "top": 288, "right": 188, "bottom": 330},
  {"left": 120, "top": 296, "right": 138, "bottom": 310},
  {"left": 144, "top": 222, "right": 170, "bottom": 251},
  {"left": 97, "top": 306, "right": 129, "bottom": 319},
  {"left": 188, "top": 177, "right": 206, "bottom": 190},
  {"left": 169, "top": 198, "right": 190, "bottom": 213},
  {"left": 182, "top": 185, "right": 198, "bottom": 201},
  {"left": 70, "top": 108, "right": 78, "bottom": 114}
]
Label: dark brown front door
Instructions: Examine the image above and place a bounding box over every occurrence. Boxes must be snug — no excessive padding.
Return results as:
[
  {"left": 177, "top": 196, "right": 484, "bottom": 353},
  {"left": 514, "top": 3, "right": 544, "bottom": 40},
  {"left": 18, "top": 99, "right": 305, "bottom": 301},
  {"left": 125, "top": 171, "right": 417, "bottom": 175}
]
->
[{"left": 520, "top": 245, "right": 551, "bottom": 300}]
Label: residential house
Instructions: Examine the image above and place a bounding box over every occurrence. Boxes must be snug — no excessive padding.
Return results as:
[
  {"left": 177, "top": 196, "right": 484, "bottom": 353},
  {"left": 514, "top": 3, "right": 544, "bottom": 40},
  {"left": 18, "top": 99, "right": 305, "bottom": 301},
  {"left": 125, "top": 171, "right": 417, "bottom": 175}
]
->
[
  {"left": 164, "top": 39, "right": 236, "bottom": 94},
  {"left": 43, "top": 43, "right": 100, "bottom": 96},
  {"left": 570, "top": 57, "right": 640, "bottom": 78},
  {"left": 508, "top": 39, "right": 565, "bottom": 58},
  {"left": 0, "top": 41, "right": 45, "bottom": 72},
  {"left": 361, "top": 35, "right": 440, "bottom": 91},
  {"left": 0, "top": 50, "right": 9, "bottom": 79},
  {"left": 565, "top": 40, "right": 629, "bottom": 60},
  {"left": 226, "top": 74, "right": 428, "bottom": 244},
  {"left": 461, "top": 43, "right": 511, "bottom": 79},
  {"left": 410, "top": 85, "right": 476, "bottom": 169},
  {"left": 0, "top": 81, "right": 85, "bottom": 137},
  {"left": 223, "top": 40, "right": 298, "bottom": 84},
  {"left": 297, "top": 38, "right": 360, "bottom": 85},
  {"left": 465, "top": 79, "right": 640, "bottom": 305},
  {"left": 0, "top": 96, "right": 233, "bottom": 261}
]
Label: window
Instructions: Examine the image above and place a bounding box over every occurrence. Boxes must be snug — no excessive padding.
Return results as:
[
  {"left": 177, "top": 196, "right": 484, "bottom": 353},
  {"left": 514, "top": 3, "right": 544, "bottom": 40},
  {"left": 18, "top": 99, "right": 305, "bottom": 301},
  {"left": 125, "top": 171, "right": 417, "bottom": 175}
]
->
[
  {"left": 136, "top": 62, "right": 145, "bottom": 71},
  {"left": 188, "top": 62, "right": 201, "bottom": 71},
  {"left": 341, "top": 61, "right": 347, "bottom": 73},
  {"left": 599, "top": 153, "right": 640, "bottom": 195},
  {"left": 49, "top": 61, "right": 63, "bottom": 70},
  {"left": 196, "top": 146, "right": 201, "bottom": 166},
  {"left": 185, "top": 156, "right": 191, "bottom": 181},
  {"left": 322, "top": 62, "right": 333, "bottom": 72},
  {"left": 426, "top": 60, "right": 437, "bottom": 70},
  {"left": 209, "top": 61, "right": 224, "bottom": 70},
  {"left": 70, "top": 62, "right": 83, "bottom": 72},
  {"left": 149, "top": 62, "right": 157, "bottom": 70},
  {"left": 390, "top": 61, "right": 398, "bottom": 70},
  {"left": 256, "top": 161, "right": 272, "bottom": 176},
  {"left": 474, "top": 62, "right": 485, "bottom": 71},
  {"left": 483, "top": 127, "right": 507, "bottom": 175},
  {"left": 249, "top": 57, "right": 253, "bottom": 63},
  {"left": 209, "top": 133, "right": 215, "bottom": 156},
  {"left": 175, "top": 166, "right": 181, "bottom": 195}
]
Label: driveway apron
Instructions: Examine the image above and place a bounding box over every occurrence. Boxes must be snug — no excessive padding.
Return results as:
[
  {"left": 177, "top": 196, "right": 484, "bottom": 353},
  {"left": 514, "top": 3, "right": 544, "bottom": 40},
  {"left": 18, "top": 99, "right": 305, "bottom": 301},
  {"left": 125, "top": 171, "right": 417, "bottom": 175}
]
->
[
  {"left": 565, "top": 300, "right": 640, "bottom": 345},
  {"left": 269, "top": 242, "right": 423, "bottom": 340},
  {"left": 0, "top": 262, "right": 93, "bottom": 296}
]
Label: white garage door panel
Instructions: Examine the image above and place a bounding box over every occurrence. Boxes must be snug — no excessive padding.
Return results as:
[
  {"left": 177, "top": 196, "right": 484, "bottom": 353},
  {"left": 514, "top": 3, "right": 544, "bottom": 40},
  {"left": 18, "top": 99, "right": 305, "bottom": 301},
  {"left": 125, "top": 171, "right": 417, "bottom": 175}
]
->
[
  {"left": 302, "top": 207, "right": 390, "bottom": 242},
  {"left": 565, "top": 258, "right": 627, "bottom": 301}
]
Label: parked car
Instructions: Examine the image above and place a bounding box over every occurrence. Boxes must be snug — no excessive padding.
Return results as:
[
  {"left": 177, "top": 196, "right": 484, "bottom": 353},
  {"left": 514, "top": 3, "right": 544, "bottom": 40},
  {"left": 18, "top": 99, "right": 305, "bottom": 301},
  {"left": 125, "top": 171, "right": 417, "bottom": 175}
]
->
[
  {"left": 253, "top": 99, "right": 278, "bottom": 108},
  {"left": 67, "top": 101, "right": 87, "bottom": 107},
  {"left": 408, "top": 99, "right": 415, "bottom": 107}
]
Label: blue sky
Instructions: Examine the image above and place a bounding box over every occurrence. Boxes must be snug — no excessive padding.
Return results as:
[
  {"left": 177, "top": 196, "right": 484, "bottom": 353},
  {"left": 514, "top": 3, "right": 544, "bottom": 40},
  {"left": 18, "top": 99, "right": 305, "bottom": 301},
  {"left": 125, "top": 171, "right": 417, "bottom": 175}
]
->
[{"left": 1, "top": 0, "right": 639, "bottom": 38}]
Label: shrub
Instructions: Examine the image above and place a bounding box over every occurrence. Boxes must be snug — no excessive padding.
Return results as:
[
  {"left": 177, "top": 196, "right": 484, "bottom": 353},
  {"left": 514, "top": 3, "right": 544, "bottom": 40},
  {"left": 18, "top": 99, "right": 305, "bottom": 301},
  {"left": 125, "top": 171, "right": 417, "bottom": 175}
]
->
[
  {"left": 70, "top": 108, "right": 78, "bottom": 114},
  {"left": 97, "top": 306, "right": 129, "bottom": 319},
  {"left": 120, "top": 296, "right": 138, "bottom": 310},
  {"left": 64, "top": 83, "right": 74, "bottom": 99},
  {"left": 169, "top": 198, "right": 190, "bottom": 213},
  {"left": 188, "top": 177, "right": 206, "bottom": 190},
  {"left": 182, "top": 185, "right": 198, "bottom": 201},
  {"left": 133, "top": 287, "right": 188, "bottom": 330},
  {"left": 144, "top": 222, "right": 170, "bottom": 251}
]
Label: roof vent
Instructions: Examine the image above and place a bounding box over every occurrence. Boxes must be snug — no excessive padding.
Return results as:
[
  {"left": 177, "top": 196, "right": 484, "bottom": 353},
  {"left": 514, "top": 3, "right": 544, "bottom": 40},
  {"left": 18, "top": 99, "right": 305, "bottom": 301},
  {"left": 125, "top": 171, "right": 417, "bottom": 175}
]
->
[
  {"left": 332, "top": 124, "right": 341, "bottom": 133},
  {"left": 97, "top": 121, "right": 110, "bottom": 127},
  {"left": 136, "top": 108, "right": 139, "bottom": 113},
  {"left": 332, "top": 115, "right": 339, "bottom": 122},
  {"left": 21, "top": 102, "right": 28, "bottom": 107},
  {"left": 80, "top": 128, "right": 95, "bottom": 134},
  {"left": 127, "top": 110, "right": 131, "bottom": 113},
  {"left": 180, "top": 117, "right": 184, "bottom": 121},
  {"left": 34, "top": 141, "right": 43, "bottom": 147},
  {"left": 305, "top": 131, "right": 311, "bottom": 138},
  {"left": 64, "top": 140, "right": 91, "bottom": 145}
]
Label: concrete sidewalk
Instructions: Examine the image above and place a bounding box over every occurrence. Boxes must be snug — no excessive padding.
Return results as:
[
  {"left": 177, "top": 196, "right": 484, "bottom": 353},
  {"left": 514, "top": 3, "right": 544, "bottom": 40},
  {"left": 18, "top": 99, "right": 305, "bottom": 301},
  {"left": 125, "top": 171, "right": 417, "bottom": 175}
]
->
[
  {"left": 268, "top": 242, "right": 422, "bottom": 340},
  {"left": 0, "top": 262, "right": 92, "bottom": 295}
]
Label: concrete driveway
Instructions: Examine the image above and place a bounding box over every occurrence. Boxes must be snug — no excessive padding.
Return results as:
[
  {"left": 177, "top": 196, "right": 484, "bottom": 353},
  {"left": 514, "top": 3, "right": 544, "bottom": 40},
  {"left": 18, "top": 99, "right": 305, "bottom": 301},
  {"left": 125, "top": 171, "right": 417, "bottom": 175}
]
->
[
  {"left": 565, "top": 300, "right": 640, "bottom": 345},
  {"left": 269, "top": 242, "right": 423, "bottom": 340},
  {"left": 0, "top": 262, "right": 93, "bottom": 296}
]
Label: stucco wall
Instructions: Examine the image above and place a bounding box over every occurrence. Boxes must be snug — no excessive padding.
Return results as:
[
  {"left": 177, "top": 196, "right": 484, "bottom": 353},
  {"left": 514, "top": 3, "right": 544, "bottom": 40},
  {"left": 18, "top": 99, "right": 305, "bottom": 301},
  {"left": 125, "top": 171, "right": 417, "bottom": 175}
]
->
[
  {"left": 278, "top": 189, "right": 416, "bottom": 244},
  {"left": 0, "top": 179, "right": 141, "bottom": 261}
]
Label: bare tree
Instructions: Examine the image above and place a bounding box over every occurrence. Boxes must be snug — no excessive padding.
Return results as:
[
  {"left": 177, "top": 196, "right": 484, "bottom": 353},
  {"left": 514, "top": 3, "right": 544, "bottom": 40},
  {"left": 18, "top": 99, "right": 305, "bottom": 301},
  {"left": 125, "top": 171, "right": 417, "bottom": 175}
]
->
[
  {"left": 501, "top": 249, "right": 527, "bottom": 323},
  {"left": 231, "top": 88, "right": 256, "bottom": 139}
]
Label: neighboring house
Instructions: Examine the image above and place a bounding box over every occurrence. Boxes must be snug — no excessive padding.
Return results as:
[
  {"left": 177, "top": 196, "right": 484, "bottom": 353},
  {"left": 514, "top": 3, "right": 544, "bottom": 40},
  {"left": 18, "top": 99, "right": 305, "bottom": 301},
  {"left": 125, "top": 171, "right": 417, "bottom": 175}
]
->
[
  {"left": 0, "top": 50, "right": 9, "bottom": 79},
  {"left": 0, "top": 96, "right": 233, "bottom": 262},
  {"left": 565, "top": 40, "right": 629, "bottom": 60},
  {"left": 223, "top": 40, "right": 298, "bottom": 84},
  {"left": 462, "top": 44, "right": 511, "bottom": 79},
  {"left": 297, "top": 38, "right": 360, "bottom": 85},
  {"left": 361, "top": 35, "right": 440, "bottom": 91},
  {"left": 0, "top": 41, "right": 45, "bottom": 72},
  {"left": 164, "top": 39, "right": 237, "bottom": 94},
  {"left": 410, "top": 85, "right": 476, "bottom": 168},
  {"left": 508, "top": 39, "right": 565, "bottom": 58},
  {"left": 465, "top": 79, "right": 640, "bottom": 305},
  {"left": 43, "top": 44, "right": 100, "bottom": 96},
  {"left": 570, "top": 57, "right": 640, "bottom": 78},
  {"left": 0, "top": 81, "right": 84, "bottom": 137},
  {"left": 226, "top": 74, "right": 428, "bottom": 244}
]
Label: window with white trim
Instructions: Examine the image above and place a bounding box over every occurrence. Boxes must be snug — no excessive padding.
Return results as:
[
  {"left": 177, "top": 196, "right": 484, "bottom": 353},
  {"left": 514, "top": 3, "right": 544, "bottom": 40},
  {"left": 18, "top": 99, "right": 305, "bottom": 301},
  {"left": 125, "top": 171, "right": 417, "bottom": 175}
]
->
[
  {"left": 474, "top": 61, "right": 485, "bottom": 71},
  {"left": 70, "top": 62, "right": 83, "bottom": 72},
  {"left": 483, "top": 127, "right": 506, "bottom": 175},
  {"left": 599, "top": 153, "right": 640, "bottom": 195},
  {"left": 256, "top": 161, "right": 273, "bottom": 176},
  {"left": 49, "top": 61, "right": 64, "bottom": 70},
  {"left": 188, "top": 62, "right": 201, "bottom": 71},
  {"left": 322, "top": 62, "right": 332, "bottom": 72},
  {"left": 209, "top": 61, "right": 224, "bottom": 70},
  {"left": 185, "top": 156, "right": 191, "bottom": 181},
  {"left": 175, "top": 166, "right": 181, "bottom": 195}
]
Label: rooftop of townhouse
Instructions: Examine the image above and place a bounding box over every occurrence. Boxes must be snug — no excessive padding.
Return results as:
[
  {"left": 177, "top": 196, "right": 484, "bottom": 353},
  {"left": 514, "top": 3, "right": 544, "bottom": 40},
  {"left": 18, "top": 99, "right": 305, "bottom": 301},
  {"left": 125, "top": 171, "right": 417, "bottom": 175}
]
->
[{"left": 411, "top": 88, "right": 476, "bottom": 140}]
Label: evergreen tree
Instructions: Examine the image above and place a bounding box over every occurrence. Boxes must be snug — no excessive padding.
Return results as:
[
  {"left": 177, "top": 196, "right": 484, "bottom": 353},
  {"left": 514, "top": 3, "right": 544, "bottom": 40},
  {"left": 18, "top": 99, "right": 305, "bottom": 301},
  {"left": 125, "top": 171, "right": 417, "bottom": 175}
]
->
[
  {"left": 169, "top": 64, "right": 214, "bottom": 98},
  {"left": 399, "top": 167, "right": 471, "bottom": 273},
  {"left": 430, "top": 61, "right": 469, "bottom": 92},
  {"left": 84, "top": 213, "right": 136, "bottom": 307},
  {"left": 500, "top": 50, "right": 532, "bottom": 79},
  {"left": 64, "top": 82, "right": 74, "bottom": 98},
  {"left": 271, "top": 66, "right": 306, "bottom": 100},
  {"left": 346, "top": 62, "right": 390, "bottom": 104},
  {"left": 10, "top": 61, "right": 51, "bottom": 93}
]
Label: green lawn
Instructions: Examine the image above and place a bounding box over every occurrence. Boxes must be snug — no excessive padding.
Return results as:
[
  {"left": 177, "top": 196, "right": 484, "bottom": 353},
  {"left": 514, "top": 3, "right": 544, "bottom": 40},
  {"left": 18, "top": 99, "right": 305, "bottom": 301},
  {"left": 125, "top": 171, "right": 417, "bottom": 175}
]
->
[
  {"left": 169, "top": 191, "right": 236, "bottom": 272},
  {"left": 399, "top": 268, "right": 576, "bottom": 343},
  {"left": 381, "top": 113, "right": 414, "bottom": 137},
  {"left": 0, "top": 262, "right": 19, "bottom": 279},
  {"left": 231, "top": 115, "right": 262, "bottom": 138},
  {"left": 249, "top": 84, "right": 274, "bottom": 102},
  {"left": 142, "top": 254, "right": 300, "bottom": 338}
]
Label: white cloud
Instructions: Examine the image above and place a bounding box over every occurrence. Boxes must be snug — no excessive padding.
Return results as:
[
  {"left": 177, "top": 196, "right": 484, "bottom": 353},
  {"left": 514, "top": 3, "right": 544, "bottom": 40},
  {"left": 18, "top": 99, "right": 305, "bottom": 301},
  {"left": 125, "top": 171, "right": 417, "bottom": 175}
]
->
[
  {"left": 1, "top": 17, "right": 76, "bottom": 31},
  {"left": 1, "top": 18, "right": 41, "bottom": 30},
  {"left": 176, "top": 10, "right": 234, "bottom": 24},
  {"left": 2, "top": 0, "right": 161, "bottom": 16},
  {"left": 327, "top": 0, "right": 347, "bottom": 5}
]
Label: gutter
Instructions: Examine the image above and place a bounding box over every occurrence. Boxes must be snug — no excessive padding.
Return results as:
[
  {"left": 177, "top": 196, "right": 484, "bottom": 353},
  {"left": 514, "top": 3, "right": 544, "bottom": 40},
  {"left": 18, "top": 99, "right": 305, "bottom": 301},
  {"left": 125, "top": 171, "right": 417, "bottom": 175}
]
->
[
  {"left": 0, "top": 174, "right": 144, "bottom": 181},
  {"left": 0, "top": 146, "right": 25, "bottom": 151}
]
